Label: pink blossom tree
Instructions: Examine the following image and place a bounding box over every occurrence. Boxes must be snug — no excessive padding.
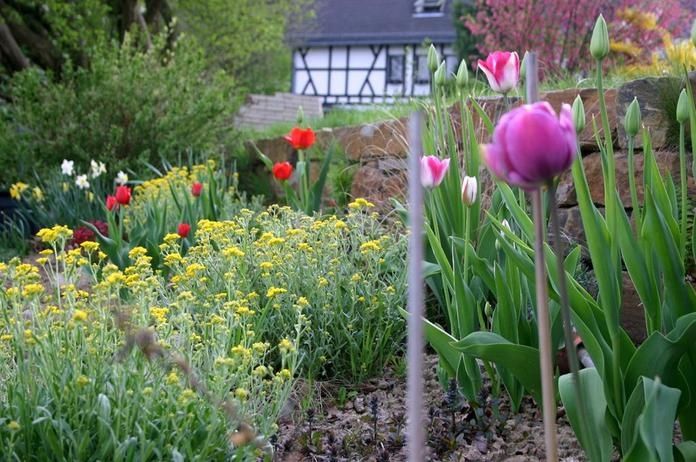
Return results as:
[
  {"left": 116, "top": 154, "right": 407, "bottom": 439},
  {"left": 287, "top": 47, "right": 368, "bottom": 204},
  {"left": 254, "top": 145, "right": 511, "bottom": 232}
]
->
[{"left": 463, "top": 0, "right": 689, "bottom": 77}]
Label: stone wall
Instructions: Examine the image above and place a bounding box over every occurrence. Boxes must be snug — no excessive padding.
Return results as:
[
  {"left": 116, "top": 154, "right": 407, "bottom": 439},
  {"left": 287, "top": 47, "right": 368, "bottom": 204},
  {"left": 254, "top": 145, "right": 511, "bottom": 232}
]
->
[{"left": 235, "top": 92, "right": 324, "bottom": 130}]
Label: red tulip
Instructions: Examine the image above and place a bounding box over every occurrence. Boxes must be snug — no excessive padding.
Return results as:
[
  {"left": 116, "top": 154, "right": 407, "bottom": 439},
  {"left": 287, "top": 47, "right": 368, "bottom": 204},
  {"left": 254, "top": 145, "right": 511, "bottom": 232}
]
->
[
  {"left": 477, "top": 51, "right": 520, "bottom": 94},
  {"left": 177, "top": 223, "right": 191, "bottom": 238},
  {"left": 115, "top": 186, "right": 131, "bottom": 206},
  {"left": 106, "top": 195, "right": 118, "bottom": 211},
  {"left": 284, "top": 127, "right": 316, "bottom": 150},
  {"left": 191, "top": 182, "right": 203, "bottom": 197},
  {"left": 272, "top": 162, "right": 294, "bottom": 181}
]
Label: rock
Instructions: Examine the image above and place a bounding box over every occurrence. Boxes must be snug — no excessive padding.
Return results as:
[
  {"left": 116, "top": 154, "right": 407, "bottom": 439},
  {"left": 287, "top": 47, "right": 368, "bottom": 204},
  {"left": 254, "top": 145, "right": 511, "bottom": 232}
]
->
[
  {"left": 621, "top": 272, "right": 647, "bottom": 344},
  {"left": 333, "top": 118, "right": 409, "bottom": 161},
  {"left": 542, "top": 88, "right": 618, "bottom": 153},
  {"left": 351, "top": 160, "right": 407, "bottom": 208},
  {"left": 555, "top": 150, "right": 693, "bottom": 208},
  {"left": 549, "top": 206, "right": 588, "bottom": 252},
  {"left": 616, "top": 77, "right": 681, "bottom": 149}
]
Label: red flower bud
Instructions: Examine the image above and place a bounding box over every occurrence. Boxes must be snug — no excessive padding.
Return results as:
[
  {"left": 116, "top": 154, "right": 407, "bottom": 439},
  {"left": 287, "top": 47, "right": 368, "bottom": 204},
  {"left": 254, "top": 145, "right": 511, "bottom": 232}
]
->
[
  {"left": 191, "top": 182, "right": 203, "bottom": 197},
  {"left": 283, "top": 127, "right": 316, "bottom": 150},
  {"left": 106, "top": 195, "right": 118, "bottom": 211},
  {"left": 272, "top": 162, "right": 294, "bottom": 181},
  {"left": 177, "top": 223, "right": 191, "bottom": 238},
  {"left": 114, "top": 186, "right": 131, "bottom": 206}
]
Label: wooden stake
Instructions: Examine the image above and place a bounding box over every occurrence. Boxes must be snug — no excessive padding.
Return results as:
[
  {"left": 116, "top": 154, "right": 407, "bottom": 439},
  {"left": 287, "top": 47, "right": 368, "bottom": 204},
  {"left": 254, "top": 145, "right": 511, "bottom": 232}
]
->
[
  {"left": 526, "top": 52, "right": 559, "bottom": 462},
  {"left": 406, "top": 112, "right": 426, "bottom": 462}
]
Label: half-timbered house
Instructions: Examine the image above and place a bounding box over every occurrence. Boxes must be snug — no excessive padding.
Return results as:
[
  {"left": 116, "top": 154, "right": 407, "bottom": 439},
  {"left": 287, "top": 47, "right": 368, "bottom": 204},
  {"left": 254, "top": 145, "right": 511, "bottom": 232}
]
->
[{"left": 289, "top": 0, "right": 458, "bottom": 105}]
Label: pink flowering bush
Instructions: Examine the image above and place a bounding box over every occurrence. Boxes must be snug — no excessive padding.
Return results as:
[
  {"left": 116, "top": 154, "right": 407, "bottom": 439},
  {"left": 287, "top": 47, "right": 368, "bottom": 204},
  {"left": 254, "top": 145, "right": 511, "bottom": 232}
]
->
[{"left": 464, "top": 0, "right": 689, "bottom": 76}]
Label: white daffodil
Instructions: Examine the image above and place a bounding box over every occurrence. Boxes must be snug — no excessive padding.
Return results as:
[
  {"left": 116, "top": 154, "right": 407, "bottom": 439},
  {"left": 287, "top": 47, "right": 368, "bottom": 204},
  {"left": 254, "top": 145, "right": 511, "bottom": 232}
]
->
[
  {"left": 61, "top": 159, "right": 75, "bottom": 176},
  {"left": 90, "top": 160, "right": 107, "bottom": 179},
  {"left": 115, "top": 171, "right": 129, "bottom": 185},
  {"left": 75, "top": 174, "right": 90, "bottom": 190}
]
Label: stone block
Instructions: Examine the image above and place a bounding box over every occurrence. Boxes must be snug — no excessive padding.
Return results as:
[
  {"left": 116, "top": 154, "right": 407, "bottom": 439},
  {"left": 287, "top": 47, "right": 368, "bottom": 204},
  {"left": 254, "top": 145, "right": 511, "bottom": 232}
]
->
[
  {"left": 616, "top": 77, "right": 681, "bottom": 149},
  {"left": 555, "top": 150, "right": 693, "bottom": 208}
]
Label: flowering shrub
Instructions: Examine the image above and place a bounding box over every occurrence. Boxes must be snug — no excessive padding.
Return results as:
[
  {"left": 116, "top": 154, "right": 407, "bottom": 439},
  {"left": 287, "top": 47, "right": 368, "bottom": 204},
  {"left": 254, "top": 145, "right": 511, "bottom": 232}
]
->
[
  {"left": 0, "top": 229, "right": 296, "bottom": 459},
  {"left": 0, "top": 195, "right": 406, "bottom": 458},
  {"left": 464, "top": 0, "right": 689, "bottom": 76},
  {"left": 162, "top": 201, "right": 407, "bottom": 381}
]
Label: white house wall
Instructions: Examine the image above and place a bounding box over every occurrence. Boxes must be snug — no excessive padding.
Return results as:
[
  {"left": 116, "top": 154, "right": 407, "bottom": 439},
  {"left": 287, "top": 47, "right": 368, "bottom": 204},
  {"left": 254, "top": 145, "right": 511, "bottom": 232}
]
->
[{"left": 293, "top": 44, "right": 457, "bottom": 105}]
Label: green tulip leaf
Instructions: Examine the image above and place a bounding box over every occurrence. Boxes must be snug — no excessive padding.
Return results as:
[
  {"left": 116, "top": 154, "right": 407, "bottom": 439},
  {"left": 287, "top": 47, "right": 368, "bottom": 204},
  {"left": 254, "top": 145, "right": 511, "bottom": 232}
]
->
[
  {"left": 452, "top": 331, "right": 542, "bottom": 404},
  {"left": 559, "top": 368, "right": 613, "bottom": 462},
  {"left": 623, "top": 377, "right": 681, "bottom": 462}
]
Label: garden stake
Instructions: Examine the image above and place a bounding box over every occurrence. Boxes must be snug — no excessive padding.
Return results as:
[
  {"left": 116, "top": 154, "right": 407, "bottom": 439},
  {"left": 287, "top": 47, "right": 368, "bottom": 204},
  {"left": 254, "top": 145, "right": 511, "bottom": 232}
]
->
[
  {"left": 526, "top": 52, "right": 558, "bottom": 462},
  {"left": 406, "top": 111, "right": 426, "bottom": 462},
  {"left": 549, "top": 181, "right": 591, "bottom": 454}
]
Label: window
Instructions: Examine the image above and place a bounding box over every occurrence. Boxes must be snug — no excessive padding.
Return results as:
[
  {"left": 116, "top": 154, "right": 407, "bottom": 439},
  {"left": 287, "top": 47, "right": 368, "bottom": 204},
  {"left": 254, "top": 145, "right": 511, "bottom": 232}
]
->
[
  {"left": 414, "top": 55, "right": 430, "bottom": 84},
  {"left": 387, "top": 55, "right": 405, "bottom": 84},
  {"left": 414, "top": 0, "right": 444, "bottom": 15}
]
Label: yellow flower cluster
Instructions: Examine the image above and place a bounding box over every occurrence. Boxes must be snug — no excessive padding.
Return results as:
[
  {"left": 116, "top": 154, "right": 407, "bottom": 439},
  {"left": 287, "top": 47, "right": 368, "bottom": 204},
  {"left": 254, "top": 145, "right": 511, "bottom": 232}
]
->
[
  {"left": 36, "top": 225, "right": 73, "bottom": 245},
  {"left": 9, "top": 182, "right": 28, "bottom": 200}
]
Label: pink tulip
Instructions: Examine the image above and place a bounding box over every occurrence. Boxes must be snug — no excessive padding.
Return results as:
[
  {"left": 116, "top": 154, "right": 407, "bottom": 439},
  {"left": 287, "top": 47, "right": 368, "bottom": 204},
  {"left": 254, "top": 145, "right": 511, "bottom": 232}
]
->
[
  {"left": 482, "top": 102, "right": 577, "bottom": 189},
  {"left": 420, "top": 156, "right": 450, "bottom": 188},
  {"left": 477, "top": 51, "right": 520, "bottom": 93}
]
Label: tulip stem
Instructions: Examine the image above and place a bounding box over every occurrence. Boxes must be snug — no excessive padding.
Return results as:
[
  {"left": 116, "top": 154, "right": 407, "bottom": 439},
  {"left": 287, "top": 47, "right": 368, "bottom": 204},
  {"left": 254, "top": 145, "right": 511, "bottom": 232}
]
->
[
  {"left": 549, "top": 182, "right": 591, "bottom": 456},
  {"left": 531, "top": 188, "right": 558, "bottom": 462}
]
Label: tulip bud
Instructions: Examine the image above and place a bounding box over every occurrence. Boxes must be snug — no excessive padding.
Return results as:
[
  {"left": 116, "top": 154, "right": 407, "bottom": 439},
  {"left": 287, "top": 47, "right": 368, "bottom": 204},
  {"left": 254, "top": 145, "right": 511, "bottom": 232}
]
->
[
  {"left": 427, "top": 44, "right": 440, "bottom": 73},
  {"left": 676, "top": 89, "right": 690, "bottom": 124},
  {"left": 591, "top": 15, "right": 610, "bottom": 61},
  {"left": 434, "top": 62, "right": 447, "bottom": 87},
  {"left": 520, "top": 51, "right": 529, "bottom": 81},
  {"left": 461, "top": 175, "right": 477, "bottom": 206},
  {"left": 572, "top": 95, "right": 585, "bottom": 134},
  {"left": 456, "top": 59, "right": 469, "bottom": 88},
  {"left": 691, "top": 18, "right": 696, "bottom": 48},
  {"left": 501, "top": 219, "right": 511, "bottom": 232},
  {"left": 296, "top": 106, "right": 305, "bottom": 125},
  {"left": 495, "top": 219, "right": 511, "bottom": 251},
  {"left": 484, "top": 302, "right": 493, "bottom": 318},
  {"left": 624, "top": 97, "right": 641, "bottom": 137}
]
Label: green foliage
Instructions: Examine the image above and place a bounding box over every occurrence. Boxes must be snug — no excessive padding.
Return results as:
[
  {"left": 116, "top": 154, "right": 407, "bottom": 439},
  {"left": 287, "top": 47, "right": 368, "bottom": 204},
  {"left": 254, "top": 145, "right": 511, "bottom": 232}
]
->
[
  {"left": 0, "top": 31, "right": 238, "bottom": 188},
  {"left": 172, "top": 0, "right": 313, "bottom": 93},
  {"left": 452, "top": 0, "right": 479, "bottom": 63}
]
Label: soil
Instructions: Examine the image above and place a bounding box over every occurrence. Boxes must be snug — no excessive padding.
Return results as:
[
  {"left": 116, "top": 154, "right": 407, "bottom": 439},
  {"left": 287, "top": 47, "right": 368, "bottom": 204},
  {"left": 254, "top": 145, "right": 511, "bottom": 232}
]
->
[{"left": 273, "top": 355, "right": 586, "bottom": 462}]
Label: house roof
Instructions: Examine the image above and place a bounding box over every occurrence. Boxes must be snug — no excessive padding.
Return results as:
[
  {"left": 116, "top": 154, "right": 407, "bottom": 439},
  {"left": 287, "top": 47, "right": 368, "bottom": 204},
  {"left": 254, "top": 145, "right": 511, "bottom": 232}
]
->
[{"left": 288, "top": 0, "right": 457, "bottom": 47}]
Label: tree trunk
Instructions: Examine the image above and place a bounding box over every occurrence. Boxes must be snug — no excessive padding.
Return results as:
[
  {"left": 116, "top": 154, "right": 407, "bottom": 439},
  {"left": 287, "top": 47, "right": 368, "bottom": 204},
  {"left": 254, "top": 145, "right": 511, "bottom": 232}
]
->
[{"left": 0, "top": 22, "right": 30, "bottom": 71}]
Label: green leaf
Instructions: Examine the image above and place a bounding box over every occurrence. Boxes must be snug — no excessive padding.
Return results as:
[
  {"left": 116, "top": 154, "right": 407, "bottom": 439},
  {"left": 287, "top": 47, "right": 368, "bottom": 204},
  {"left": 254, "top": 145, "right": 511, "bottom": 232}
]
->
[
  {"left": 469, "top": 98, "right": 494, "bottom": 136},
  {"left": 309, "top": 142, "right": 337, "bottom": 212},
  {"left": 559, "top": 368, "right": 613, "bottom": 462},
  {"left": 623, "top": 377, "right": 681, "bottom": 462},
  {"left": 624, "top": 313, "right": 696, "bottom": 405},
  {"left": 452, "top": 331, "right": 542, "bottom": 404}
]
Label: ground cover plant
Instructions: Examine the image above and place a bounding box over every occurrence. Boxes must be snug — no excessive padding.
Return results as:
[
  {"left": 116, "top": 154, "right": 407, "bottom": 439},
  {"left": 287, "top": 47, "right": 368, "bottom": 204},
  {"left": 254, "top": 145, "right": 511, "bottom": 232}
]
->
[{"left": 0, "top": 197, "right": 407, "bottom": 459}]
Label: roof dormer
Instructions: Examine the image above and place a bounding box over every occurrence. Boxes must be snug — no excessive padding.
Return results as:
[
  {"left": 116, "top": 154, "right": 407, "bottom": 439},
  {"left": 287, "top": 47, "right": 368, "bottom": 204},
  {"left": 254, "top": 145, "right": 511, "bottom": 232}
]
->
[{"left": 413, "top": 0, "right": 445, "bottom": 17}]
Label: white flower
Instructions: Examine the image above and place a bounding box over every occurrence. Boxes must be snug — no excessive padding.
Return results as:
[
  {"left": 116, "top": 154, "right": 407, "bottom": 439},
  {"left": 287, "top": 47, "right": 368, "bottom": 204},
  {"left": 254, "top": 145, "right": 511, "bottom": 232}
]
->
[
  {"left": 61, "top": 159, "right": 74, "bottom": 176},
  {"left": 115, "top": 171, "right": 129, "bottom": 185},
  {"left": 460, "top": 175, "right": 477, "bottom": 206},
  {"left": 90, "top": 160, "right": 106, "bottom": 179},
  {"left": 75, "top": 174, "right": 90, "bottom": 190}
]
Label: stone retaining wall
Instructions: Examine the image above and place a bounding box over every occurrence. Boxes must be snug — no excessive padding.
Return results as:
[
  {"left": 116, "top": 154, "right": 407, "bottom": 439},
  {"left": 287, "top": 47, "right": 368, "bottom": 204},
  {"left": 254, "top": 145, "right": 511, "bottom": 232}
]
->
[{"left": 235, "top": 92, "right": 323, "bottom": 130}]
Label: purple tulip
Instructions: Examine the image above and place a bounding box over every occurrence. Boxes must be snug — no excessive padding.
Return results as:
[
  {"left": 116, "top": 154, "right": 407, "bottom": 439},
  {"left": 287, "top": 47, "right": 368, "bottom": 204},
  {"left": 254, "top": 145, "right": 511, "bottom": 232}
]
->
[
  {"left": 420, "top": 156, "right": 450, "bottom": 188},
  {"left": 482, "top": 102, "right": 577, "bottom": 189}
]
